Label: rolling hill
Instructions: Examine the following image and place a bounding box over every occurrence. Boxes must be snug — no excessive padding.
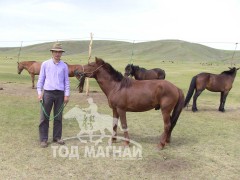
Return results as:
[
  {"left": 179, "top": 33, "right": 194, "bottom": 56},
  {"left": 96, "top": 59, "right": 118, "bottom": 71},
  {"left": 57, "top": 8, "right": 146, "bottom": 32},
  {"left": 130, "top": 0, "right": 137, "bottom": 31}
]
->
[{"left": 0, "top": 40, "right": 239, "bottom": 63}]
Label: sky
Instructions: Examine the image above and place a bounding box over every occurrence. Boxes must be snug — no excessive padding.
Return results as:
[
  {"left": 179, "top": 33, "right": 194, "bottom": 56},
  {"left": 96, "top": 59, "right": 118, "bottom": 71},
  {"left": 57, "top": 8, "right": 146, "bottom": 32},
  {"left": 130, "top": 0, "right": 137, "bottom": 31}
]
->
[{"left": 0, "top": 0, "right": 239, "bottom": 50}]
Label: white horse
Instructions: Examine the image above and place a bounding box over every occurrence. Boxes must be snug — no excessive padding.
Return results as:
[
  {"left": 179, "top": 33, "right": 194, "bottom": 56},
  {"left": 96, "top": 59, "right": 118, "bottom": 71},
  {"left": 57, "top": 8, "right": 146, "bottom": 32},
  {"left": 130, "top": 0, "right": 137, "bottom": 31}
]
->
[{"left": 64, "top": 106, "right": 119, "bottom": 145}]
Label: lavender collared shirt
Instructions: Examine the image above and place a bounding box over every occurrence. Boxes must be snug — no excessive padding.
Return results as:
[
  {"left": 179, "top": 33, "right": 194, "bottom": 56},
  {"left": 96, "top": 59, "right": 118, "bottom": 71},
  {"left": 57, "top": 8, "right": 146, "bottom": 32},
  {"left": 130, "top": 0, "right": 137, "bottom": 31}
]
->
[{"left": 37, "top": 58, "right": 70, "bottom": 96}]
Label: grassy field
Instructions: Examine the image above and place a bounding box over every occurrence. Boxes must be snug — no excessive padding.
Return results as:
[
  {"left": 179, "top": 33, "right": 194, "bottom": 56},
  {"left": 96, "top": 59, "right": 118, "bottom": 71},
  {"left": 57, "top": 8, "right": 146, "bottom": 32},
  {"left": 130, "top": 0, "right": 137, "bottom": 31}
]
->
[{"left": 0, "top": 44, "right": 240, "bottom": 179}]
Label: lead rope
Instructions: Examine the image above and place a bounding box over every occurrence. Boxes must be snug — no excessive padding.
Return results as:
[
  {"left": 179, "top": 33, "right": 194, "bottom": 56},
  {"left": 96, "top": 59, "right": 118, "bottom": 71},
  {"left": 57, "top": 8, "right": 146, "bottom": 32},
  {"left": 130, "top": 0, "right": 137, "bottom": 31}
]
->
[{"left": 40, "top": 100, "right": 67, "bottom": 121}]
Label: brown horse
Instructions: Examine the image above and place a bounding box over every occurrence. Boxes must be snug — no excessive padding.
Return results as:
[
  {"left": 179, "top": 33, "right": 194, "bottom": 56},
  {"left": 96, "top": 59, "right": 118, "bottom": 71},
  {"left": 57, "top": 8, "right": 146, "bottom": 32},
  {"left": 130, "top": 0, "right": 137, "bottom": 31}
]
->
[
  {"left": 17, "top": 61, "right": 42, "bottom": 88},
  {"left": 124, "top": 64, "right": 166, "bottom": 80},
  {"left": 184, "top": 67, "right": 239, "bottom": 112},
  {"left": 79, "top": 57, "right": 184, "bottom": 149},
  {"left": 64, "top": 63, "right": 85, "bottom": 93},
  {"left": 17, "top": 61, "right": 85, "bottom": 92}
]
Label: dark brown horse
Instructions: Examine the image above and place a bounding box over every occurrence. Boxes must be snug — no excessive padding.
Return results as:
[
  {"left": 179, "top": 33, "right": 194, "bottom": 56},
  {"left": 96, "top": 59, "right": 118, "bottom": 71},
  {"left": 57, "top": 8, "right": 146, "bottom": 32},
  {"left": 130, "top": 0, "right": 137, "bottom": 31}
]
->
[
  {"left": 124, "top": 64, "right": 166, "bottom": 80},
  {"left": 184, "top": 67, "right": 239, "bottom": 112},
  {"left": 80, "top": 57, "right": 184, "bottom": 150},
  {"left": 17, "top": 61, "right": 85, "bottom": 92}
]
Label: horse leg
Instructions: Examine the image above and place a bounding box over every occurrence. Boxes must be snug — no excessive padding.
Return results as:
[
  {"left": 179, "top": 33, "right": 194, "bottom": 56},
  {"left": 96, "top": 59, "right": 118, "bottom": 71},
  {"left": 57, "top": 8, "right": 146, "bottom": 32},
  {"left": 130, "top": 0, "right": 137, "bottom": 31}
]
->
[
  {"left": 31, "top": 74, "right": 35, "bottom": 89},
  {"left": 219, "top": 92, "right": 224, "bottom": 111},
  {"left": 192, "top": 90, "right": 203, "bottom": 112},
  {"left": 219, "top": 91, "right": 229, "bottom": 112},
  {"left": 158, "top": 110, "right": 171, "bottom": 150},
  {"left": 112, "top": 109, "right": 119, "bottom": 143},
  {"left": 117, "top": 109, "right": 129, "bottom": 147}
]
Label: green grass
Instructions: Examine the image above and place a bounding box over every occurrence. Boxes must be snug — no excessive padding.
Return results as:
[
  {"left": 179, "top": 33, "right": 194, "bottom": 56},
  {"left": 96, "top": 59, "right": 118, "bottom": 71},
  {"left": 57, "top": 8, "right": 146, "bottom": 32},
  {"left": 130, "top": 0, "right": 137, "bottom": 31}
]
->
[{"left": 0, "top": 47, "right": 240, "bottom": 179}]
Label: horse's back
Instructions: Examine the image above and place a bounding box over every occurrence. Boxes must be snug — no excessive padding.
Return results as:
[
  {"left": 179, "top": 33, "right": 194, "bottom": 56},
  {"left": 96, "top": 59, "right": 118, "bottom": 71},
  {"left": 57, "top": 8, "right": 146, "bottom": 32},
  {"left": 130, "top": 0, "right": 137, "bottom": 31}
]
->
[
  {"left": 140, "top": 69, "right": 165, "bottom": 80},
  {"left": 29, "top": 62, "right": 42, "bottom": 74},
  {"left": 131, "top": 79, "right": 179, "bottom": 101}
]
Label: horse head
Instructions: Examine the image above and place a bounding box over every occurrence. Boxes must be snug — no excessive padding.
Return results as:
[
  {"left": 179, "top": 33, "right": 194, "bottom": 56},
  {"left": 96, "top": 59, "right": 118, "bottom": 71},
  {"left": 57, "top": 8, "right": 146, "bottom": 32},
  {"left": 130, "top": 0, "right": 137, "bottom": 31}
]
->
[
  {"left": 228, "top": 67, "right": 240, "bottom": 71},
  {"left": 17, "top": 62, "right": 24, "bottom": 74},
  {"left": 81, "top": 57, "right": 105, "bottom": 78},
  {"left": 226, "top": 67, "right": 240, "bottom": 76},
  {"left": 124, "top": 64, "right": 134, "bottom": 77}
]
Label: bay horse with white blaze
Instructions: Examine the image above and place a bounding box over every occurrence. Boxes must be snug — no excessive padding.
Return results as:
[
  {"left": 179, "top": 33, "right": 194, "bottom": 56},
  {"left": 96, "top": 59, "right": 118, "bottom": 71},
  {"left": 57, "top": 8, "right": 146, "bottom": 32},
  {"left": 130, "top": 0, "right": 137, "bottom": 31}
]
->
[
  {"left": 79, "top": 57, "right": 184, "bottom": 150},
  {"left": 184, "top": 67, "right": 239, "bottom": 112},
  {"left": 124, "top": 64, "right": 166, "bottom": 80},
  {"left": 17, "top": 61, "right": 85, "bottom": 92}
]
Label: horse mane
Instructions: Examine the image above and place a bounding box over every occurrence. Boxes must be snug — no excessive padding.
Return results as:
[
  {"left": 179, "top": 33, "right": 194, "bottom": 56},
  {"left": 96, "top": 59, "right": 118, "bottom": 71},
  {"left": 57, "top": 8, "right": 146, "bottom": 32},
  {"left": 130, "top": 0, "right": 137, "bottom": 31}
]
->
[
  {"left": 221, "top": 67, "right": 237, "bottom": 75},
  {"left": 96, "top": 58, "right": 132, "bottom": 88}
]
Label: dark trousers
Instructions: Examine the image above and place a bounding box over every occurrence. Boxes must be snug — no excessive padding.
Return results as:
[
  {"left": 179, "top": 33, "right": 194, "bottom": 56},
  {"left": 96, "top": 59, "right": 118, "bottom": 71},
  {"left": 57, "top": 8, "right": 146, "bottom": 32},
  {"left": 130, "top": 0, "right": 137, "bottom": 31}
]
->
[{"left": 39, "top": 90, "right": 64, "bottom": 142}]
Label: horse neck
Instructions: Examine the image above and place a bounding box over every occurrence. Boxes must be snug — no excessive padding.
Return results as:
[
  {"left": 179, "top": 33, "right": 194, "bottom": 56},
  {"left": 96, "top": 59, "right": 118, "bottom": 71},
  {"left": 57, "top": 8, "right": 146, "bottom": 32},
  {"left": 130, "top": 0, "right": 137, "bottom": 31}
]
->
[
  {"left": 21, "top": 62, "right": 31, "bottom": 71},
  {"left": 132, "top": 66, "right": 143, "bottom": 79},
  {"left": 230, "top": 71, "right": 237, "bottom": 82},
  {"left": 220, "top": 71, "right": 237, "bottom": 84},
  {"left": 95, "top": 69, "right": 119, "bottom": 96},
  {"left": 226, "top": 70, "right": 237, "bottom": 80}
]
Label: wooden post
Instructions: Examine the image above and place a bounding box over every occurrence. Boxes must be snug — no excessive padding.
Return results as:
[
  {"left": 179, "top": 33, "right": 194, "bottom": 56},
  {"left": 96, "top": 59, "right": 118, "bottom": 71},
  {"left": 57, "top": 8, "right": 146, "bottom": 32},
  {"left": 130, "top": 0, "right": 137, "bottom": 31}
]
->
[
  {"left": 86, "top": 33, "right": 93, "bottom": 96},
  {"left": 231, "top": 43, "right": 238, "bottom": 67},
  {"left": 17, "top": 41, "right": 23, "bottom": 62}
]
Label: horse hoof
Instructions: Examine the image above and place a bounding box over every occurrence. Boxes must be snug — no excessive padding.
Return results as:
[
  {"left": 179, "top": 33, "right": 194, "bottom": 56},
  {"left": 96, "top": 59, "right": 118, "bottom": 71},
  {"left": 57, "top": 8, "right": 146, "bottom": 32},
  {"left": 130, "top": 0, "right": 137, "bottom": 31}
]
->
[
  {"left": 157, "top": 144, "right": 164, "bottom": 151},
  {"left": 219, "top": 109, "right": 225, "bottom": 112},
  {"left": 192, "top": 109, "right": 198, "bottom": 112}
]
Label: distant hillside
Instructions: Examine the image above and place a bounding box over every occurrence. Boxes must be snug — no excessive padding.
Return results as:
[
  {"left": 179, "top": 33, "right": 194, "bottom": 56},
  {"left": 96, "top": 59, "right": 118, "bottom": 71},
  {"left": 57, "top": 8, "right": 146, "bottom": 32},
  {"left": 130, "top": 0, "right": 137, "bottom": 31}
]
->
[{"left": 0, "top": 40, "right": 239, "bottom": 63}]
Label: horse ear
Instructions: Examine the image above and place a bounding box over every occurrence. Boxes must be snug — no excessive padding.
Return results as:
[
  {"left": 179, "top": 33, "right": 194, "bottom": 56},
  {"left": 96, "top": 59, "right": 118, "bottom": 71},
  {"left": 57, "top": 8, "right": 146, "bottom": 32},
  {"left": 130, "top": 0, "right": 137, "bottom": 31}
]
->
[
  {"left": 237, "top": 67, "right": 240, "bottom": 70},
  {"left": 228, "top": 67, "right": 232, "bottom": 69}
]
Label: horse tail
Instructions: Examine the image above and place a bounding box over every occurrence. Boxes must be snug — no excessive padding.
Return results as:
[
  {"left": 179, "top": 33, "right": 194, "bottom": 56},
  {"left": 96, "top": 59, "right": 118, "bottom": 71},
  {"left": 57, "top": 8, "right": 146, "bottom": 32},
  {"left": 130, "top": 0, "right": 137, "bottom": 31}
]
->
[
  {"left": 77, "top": 76, "right": 86, "bottom": 93},
  {"left": 184, "top": 76, "right": 197, "bottom": 107},
  {"left": 170, "top": 88, "right": 184, "bottom": 132}
]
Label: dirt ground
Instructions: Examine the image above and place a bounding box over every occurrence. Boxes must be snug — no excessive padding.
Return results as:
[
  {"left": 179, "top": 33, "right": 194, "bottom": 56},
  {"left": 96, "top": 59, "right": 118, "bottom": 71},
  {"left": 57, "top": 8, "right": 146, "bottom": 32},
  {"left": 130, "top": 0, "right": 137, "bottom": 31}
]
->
[{"left": 0, "top": 81, "right": 108, "bottom": 105}]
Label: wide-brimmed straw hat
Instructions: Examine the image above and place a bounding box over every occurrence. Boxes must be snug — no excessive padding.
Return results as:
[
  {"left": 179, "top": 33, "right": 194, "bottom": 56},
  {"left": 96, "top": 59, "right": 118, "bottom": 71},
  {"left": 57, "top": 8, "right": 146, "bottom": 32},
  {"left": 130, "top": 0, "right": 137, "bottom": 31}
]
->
[{"left": 50, "top": 42, "right": 65, "bottom": 52}]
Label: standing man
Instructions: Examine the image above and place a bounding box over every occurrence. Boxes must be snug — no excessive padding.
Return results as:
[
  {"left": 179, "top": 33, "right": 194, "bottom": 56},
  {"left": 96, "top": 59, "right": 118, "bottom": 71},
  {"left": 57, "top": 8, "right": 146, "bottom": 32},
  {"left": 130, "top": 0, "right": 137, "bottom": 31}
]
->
[{"left": 37, "top": 42, "right": 70, "bottom": 148}]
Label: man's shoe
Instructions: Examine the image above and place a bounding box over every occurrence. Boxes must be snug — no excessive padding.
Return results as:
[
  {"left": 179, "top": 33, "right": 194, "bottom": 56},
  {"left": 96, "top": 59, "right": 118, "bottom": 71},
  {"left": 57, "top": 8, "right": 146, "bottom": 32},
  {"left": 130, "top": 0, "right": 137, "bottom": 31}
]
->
[
  {"left": 53, "top": 139, "right": 65, "bottom": 145},
  {"left": 40, "top": 141, "right": 48, "bottom": 148}
]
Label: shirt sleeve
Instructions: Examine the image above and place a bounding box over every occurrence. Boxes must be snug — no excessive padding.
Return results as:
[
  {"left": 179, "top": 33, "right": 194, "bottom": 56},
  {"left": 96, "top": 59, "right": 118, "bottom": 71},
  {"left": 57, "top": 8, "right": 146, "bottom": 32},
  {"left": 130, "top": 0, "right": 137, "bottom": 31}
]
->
[
  {"left": 37, "top": 62, "right": 46, "bottom": 95},
  {"left": 64, "top": 64, "right": 70, "bottom": 96}
]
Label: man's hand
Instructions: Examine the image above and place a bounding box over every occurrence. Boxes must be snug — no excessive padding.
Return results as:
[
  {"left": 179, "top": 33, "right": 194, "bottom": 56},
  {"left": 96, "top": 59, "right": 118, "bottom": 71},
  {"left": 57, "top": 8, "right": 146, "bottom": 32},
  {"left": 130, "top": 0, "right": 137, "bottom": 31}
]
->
[
  {"left": 64, "top": 96, "right": 69, "bottom": 104},
  {"left": 38, "top": 95, "right": 43, "bottom": 102}
]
